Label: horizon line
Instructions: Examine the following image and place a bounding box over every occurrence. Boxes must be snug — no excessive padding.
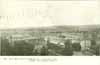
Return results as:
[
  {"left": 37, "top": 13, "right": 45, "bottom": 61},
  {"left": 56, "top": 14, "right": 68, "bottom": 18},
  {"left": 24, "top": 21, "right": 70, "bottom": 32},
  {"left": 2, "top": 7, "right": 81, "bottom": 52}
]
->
[{"left": 0, "top": 24, "right": 100, "bottom": 30}]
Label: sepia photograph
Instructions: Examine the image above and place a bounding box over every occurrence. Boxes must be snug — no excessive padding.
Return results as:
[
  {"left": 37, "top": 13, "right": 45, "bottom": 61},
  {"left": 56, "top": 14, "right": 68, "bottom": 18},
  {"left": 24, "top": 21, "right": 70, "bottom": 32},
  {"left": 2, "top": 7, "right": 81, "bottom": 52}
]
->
[{"left": 0, "top": 0, "right": 100, "bottom": 56}]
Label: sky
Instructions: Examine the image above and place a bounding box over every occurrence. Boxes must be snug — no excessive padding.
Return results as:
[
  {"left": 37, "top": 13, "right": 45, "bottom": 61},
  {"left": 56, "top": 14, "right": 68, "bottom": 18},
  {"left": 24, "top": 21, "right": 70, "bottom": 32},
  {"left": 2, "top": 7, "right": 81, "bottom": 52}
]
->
[{"left": 0, "top": 0, "right": 99, "bottom": 29}]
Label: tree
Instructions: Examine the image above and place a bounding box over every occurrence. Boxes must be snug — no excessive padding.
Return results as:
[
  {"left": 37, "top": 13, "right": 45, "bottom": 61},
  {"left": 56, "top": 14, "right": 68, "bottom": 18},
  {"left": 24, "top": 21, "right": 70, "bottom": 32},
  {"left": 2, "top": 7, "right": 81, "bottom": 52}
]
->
[{"left": 62, "top": 39, "right": 73, "bottom": 56}]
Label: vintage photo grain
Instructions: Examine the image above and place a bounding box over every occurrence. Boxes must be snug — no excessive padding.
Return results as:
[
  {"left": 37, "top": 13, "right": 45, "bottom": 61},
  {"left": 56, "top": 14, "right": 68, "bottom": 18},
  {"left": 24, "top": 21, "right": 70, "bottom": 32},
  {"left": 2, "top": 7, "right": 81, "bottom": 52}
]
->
[{"left": 0, "top": 0, "right": 100, "bottom": 56}]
